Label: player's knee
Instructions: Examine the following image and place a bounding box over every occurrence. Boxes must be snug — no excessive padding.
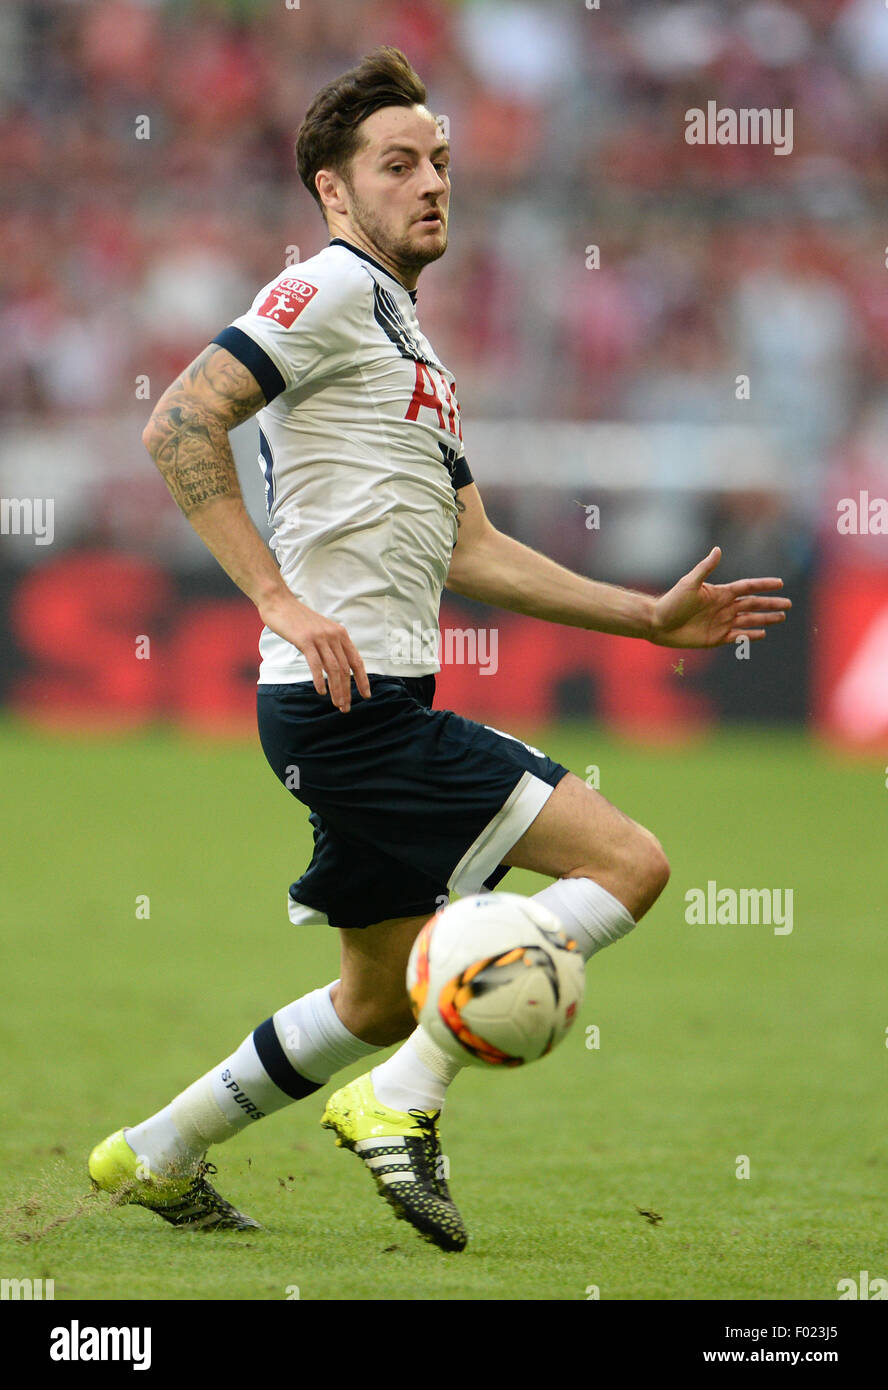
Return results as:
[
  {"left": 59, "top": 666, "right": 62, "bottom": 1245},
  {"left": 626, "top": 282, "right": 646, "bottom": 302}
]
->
[
  {"left": 627, "top": 827, "right": 670, "bottom": 917},
  {"left": 643, "top": 834, "right": 670, "bottom": 903},
  {"left": 576, "top": 824, "right": 669, "bottom": 920}
]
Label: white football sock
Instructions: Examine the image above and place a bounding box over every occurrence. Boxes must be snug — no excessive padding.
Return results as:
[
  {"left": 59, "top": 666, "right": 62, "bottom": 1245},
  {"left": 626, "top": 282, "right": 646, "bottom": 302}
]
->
[
  {"left": 125, "top": 981, "right": 379, "bottom": 1176},
  {"left": 372, "top": 1028, "right": 464, "bottom": 1113},
  {"left": 532, "top": 877, "right": 636, "bottom": 961}
]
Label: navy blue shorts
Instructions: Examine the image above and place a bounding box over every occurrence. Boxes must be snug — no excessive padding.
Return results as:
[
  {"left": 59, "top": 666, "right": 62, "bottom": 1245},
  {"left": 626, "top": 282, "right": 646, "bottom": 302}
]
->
[{"left": 256, "top": 675, "right": 569, "bottom": 930}]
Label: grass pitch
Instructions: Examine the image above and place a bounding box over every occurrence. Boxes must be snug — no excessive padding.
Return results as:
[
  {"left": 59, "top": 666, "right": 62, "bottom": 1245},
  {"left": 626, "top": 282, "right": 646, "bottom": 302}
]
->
[{"left": 0, "top": 718, "right": 884, "bottom": 1301}]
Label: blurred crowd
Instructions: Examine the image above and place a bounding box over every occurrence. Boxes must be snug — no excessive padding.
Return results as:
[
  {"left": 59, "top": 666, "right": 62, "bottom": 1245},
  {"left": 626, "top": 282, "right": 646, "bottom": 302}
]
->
[{"left": 1, "top": 0, "right": 888, "bottom": 558}]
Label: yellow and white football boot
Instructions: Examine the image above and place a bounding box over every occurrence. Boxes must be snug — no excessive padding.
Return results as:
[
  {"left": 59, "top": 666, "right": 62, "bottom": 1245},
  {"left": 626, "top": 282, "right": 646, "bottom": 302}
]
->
[
  {"left": 88, "top": 1129, "right": 260, "bottom": 1231},
  {"left": 321, "top": 1072, "right": 467, "bottom": 1252}
]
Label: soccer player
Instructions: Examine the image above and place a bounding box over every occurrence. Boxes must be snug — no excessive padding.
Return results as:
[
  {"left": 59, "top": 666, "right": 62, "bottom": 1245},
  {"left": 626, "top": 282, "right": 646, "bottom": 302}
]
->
[{"left": 89, "top": 48, "right": 790, "bottom": 1250}]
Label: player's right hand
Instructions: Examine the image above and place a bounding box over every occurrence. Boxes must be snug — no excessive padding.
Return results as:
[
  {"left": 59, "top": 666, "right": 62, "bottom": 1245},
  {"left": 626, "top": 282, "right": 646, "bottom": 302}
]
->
[{"left": 258, "top": 594, "right": 371, "bottom": 713}]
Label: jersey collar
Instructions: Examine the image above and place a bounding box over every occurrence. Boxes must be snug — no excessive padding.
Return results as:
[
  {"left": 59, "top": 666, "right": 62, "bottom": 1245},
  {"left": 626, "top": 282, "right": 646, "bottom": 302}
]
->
[{"left": 329, "top": 237, "right": 418, "bottom": 304}]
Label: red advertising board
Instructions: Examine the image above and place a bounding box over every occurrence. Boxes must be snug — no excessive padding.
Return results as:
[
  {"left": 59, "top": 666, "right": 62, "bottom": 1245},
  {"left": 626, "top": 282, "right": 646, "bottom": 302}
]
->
[
  {"left": 812, "top": 563, "right": 888, "bottom": 749},
  {"left": 6, "top": 549, "right": 719, "bottom": 737}
]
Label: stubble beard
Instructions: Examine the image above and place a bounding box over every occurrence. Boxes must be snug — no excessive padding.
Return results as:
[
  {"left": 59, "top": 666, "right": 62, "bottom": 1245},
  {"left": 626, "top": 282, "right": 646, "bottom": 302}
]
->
[{"left": 348, "top": 189, "right": 448, "bottom": 276}]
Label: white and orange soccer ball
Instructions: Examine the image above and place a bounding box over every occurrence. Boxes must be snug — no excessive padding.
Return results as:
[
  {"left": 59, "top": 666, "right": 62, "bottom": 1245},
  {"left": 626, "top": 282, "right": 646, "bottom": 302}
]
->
[{"left": 406, "top": 893, "right": 585, "bottom": 1067}]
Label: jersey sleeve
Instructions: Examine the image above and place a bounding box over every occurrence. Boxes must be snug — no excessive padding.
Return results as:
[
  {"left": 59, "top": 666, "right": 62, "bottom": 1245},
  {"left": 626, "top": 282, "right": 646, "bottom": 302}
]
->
[
  {"left": 452, "top": 455, "right": 473, "bottom": 489},
  {"left": 211, "top": 264, "right": 359, "bottom": 402}
]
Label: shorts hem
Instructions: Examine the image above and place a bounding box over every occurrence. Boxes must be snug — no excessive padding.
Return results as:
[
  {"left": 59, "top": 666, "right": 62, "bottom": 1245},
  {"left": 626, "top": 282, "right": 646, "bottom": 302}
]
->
[
  {"left": 447, "top": 770, "right": 561, "bottom": 895},
  {"left": 287, "top": 895, "right": 330, "bottom": 927},
  {"left": 287, "top": 891, "right": 441, "bottom": 931}
]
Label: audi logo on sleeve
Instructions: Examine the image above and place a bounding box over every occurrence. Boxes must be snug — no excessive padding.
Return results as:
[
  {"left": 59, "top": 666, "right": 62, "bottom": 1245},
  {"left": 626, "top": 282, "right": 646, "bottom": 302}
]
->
[{"left": 257, "top": 276, "right": 319, "bottom": 327}]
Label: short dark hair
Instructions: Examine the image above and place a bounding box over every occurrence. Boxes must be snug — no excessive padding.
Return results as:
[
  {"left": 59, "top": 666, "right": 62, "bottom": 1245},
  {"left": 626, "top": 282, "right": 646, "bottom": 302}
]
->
[{"left": 295, "top": 47, "right": 427, "bottom": 217}]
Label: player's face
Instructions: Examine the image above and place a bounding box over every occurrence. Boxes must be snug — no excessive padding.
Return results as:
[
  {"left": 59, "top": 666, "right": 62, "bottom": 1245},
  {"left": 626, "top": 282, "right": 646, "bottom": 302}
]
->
[{"left": 336, "top": 105, "right": 450, "bottom": 285}]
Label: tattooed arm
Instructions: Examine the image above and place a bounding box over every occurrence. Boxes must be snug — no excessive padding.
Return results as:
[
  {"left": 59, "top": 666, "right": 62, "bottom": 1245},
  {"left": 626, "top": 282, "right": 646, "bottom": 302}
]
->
[{"left": 142, "top": 344, "right": 370, "bottom": 711}]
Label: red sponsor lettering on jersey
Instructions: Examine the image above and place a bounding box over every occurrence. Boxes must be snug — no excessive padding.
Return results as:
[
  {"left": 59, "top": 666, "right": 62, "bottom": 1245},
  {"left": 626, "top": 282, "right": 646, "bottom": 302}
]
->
[
  {"left": 257, "top": 277, "right": 318, "bottom": 327},
  {"left": 405, "top": 361, "right": 462, "bottom": 441},
  {"left": 445, "top": 377, "right": 463, "bottom": 443}
]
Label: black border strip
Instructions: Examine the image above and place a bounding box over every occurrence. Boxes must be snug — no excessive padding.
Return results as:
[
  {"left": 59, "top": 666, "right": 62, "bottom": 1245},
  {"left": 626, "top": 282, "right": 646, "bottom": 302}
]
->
[
  {"left": 453, "top": 456, "right": 473, "bottom": 490},
  {"left": 252, "top": 1017, "right": 323, "bottom": 1100},
  {"left": 212, "top": 325, "right": 287, "bottom": 403}
]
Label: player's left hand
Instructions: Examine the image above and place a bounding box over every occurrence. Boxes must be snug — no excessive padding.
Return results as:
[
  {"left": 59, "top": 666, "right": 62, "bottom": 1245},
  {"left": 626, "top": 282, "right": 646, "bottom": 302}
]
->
[{"left": 650, "top": 547, "right": 791, "bottom": 648}]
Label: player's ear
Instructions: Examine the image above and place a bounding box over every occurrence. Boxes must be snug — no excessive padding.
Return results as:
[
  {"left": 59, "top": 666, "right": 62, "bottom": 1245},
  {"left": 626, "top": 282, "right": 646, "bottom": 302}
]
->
[{"left": 316, "top": 168, "right": 349, "bottom": 216}]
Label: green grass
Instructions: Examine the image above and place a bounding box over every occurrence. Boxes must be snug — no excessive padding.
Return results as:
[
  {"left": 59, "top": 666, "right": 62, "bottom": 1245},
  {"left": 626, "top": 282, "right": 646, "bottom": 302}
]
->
[{"left": 1, "top": 718, "right": 885, "bottom": 1300}]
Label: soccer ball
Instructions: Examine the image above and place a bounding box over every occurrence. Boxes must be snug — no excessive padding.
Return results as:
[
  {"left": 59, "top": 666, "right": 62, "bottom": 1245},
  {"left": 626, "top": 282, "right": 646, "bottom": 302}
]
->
[{"left": 406, "top": 893, "right": 585, "bottom": 1067}]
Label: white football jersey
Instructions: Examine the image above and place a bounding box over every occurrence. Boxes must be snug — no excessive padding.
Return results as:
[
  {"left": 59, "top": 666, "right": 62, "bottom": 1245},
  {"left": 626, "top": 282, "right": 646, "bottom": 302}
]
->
[{"left": 212, "top": 238, "right": 472, "bottom": 682}]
